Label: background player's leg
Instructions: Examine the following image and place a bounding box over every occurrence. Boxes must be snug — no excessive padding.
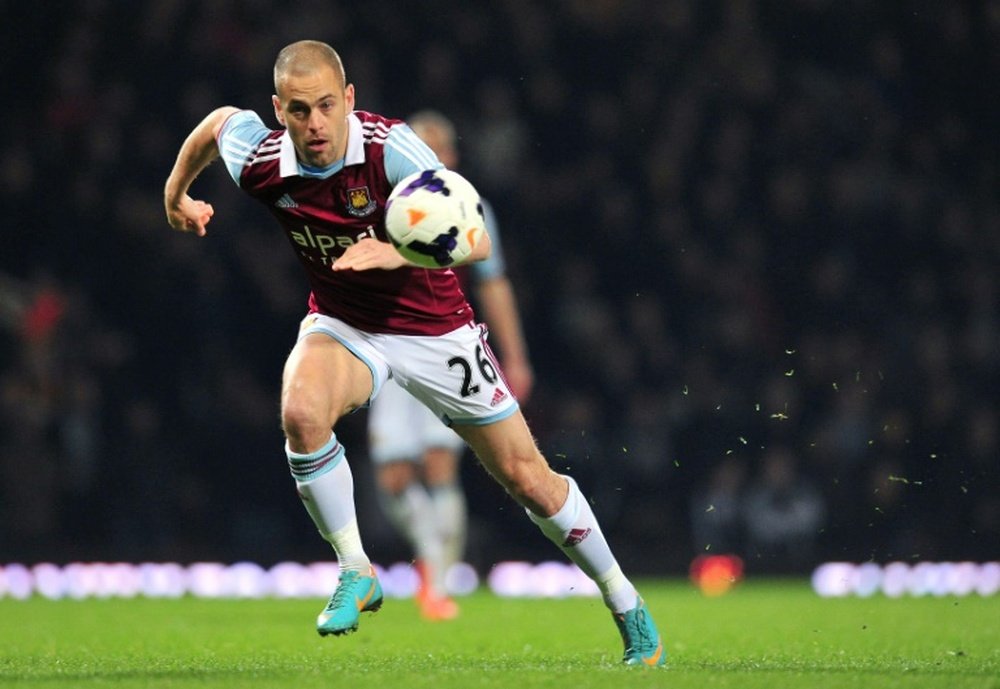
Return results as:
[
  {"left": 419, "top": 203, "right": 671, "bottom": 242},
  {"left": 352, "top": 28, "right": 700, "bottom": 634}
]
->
[
  {"left": 423, "top": 446, "right": 466, "bottom": 594},
  {"left": 376, "top": 461, "right": 442, "bottom": 576},
  {"left": 369, "top": 382, "right": 456, "bottom": 618}
]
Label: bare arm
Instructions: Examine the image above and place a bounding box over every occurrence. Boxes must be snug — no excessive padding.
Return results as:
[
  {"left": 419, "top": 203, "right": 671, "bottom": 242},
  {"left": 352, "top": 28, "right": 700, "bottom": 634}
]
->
[
  {"left": 163, "top": 106, "right": 241, "bottom": 236},
  {"left": 476, "top": 275, "right": 534, "bottom": 401}
]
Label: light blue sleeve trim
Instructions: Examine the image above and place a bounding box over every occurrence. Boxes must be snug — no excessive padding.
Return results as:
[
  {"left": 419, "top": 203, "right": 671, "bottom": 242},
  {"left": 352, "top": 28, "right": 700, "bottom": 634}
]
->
[
  {"left": 218, "top": 111, "right": 271, "bottom": 185},
  {"left": 469, "top": 197, "right": 507, "bottom": 283},
  {"left": 383, "top": 124, "right": 444, "bottom": 186}
]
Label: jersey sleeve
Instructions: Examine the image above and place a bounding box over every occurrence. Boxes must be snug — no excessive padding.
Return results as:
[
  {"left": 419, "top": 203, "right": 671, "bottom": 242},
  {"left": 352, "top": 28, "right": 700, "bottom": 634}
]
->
[
  {"left": 217, "top": 110, "right": 272, "bottom": 185},
  {"left": 382, "top": 123, "right": 444, "bottom": 186},
  {"left": 469, "top": 198, "right": 507, "bottom": 283}
]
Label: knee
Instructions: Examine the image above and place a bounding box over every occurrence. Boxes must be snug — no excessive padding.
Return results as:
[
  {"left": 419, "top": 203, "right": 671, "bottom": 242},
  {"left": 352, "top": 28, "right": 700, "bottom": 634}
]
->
[
  {"left": 377, "top": 462, "right": 418, "bottom": 495},
  {"left": 281, "top": 395, "right": 332, "bottom": 452},
  {"left": 423, "top": 448, "right": 460, "bottom": 486}
]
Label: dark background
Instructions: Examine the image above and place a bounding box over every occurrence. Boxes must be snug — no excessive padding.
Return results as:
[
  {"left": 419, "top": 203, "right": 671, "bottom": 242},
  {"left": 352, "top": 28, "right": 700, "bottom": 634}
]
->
[{"left": 1, "top": 1, "right": 997, "bottom": 576}]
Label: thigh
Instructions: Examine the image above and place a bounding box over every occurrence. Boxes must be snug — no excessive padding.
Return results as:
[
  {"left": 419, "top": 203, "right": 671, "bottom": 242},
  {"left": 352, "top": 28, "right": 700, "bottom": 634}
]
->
[
  {"left": 282, "top": 333, "right": 373, "bottom": 420},
  {"left": 375, "top": 460, "right": 420, "bottom": 494},
  {"left": 283, "top": 315, "right": 386, "bottom": 423},
  {"left": 296, "top": 313, "right": 392, "bottom": 401}
]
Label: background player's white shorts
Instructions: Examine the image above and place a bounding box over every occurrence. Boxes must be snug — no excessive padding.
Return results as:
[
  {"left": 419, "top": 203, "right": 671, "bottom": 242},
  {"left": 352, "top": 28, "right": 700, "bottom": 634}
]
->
[
  {"left": 298, "top": 313, "right": 519, "bottom": 433},
  {"left": 367, "top": 379, "right": 465, "bottom": 463}
]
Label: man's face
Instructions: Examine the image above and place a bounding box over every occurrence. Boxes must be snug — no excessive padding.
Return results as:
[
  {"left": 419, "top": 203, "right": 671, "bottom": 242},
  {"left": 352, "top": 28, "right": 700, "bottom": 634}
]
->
[{"left": 273, "top": 64, "right": 355, "bottom": 168}]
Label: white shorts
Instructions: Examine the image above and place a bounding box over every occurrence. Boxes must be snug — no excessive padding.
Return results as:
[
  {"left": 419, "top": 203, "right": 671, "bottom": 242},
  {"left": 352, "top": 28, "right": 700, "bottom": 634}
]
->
[
  {"left": 367, "top": 378, "right": 465, "bottom": 463},
  {"left": 298, "top": 314, "right": 520, "bottom": 429}
]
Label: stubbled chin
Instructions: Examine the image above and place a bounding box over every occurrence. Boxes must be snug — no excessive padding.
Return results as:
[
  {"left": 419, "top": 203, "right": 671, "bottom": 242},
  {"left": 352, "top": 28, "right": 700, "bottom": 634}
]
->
[{"left": 300, "top": 149, "right": 330, "bottom": 167}]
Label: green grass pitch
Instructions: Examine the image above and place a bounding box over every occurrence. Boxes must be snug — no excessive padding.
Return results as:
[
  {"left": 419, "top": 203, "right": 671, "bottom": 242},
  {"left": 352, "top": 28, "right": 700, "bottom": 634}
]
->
[{"left": 1, "top": 579, "right": 998, "bottom": 688}]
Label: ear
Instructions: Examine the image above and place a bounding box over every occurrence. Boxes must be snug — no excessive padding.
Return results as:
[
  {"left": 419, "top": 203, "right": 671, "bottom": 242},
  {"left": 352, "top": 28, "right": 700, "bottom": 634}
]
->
[
  {"left": 272, "top": 95, "right": 285, "bottom": 126},
  {"left": 345, "top": 84, "right": 355, "bottom": 113}
]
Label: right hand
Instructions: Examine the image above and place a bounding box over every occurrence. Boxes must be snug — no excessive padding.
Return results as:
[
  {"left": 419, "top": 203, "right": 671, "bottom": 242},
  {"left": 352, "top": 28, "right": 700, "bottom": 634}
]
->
[
  {"left": 166, "top": 194, "right": 215, "bottom": 237},
  {"left": 332, "top": 237, "right": 410, "bottom": 271}
]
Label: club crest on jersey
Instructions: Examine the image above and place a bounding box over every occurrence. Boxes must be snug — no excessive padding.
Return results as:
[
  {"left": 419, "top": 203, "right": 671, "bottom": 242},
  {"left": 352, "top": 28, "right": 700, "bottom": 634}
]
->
[{"left": 346, "top": 186, "right": 377, "bottom": 217}]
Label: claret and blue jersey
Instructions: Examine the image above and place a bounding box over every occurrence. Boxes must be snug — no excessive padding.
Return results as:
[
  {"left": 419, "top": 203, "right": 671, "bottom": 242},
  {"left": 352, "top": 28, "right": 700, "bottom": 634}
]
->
[{"left": 216, "top": 109, "right": 477, "bottom": 336}]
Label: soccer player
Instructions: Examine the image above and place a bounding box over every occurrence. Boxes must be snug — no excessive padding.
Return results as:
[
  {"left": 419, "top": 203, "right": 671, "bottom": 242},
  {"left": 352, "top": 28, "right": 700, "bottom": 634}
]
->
[
  {"left": 163, "top": 40, "right": 664, "bottom": 666},
  {"left": 366, "top": 110, "right": 534, "bottom": 621}
]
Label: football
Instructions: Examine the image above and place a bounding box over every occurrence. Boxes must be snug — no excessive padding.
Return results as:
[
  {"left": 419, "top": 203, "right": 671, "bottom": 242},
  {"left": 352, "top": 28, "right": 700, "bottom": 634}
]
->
[{"left": 384, "top": 169, "right": 485, "bottom": 268}]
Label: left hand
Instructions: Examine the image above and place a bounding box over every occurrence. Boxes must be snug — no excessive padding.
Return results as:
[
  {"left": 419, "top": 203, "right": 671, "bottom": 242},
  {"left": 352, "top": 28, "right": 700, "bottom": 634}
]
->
[
  {"left": 332, "top": 237, "right": 410, "bottom": 271},
  {"left": 166, "top": 194, "right": 214, "bottom": 237}
]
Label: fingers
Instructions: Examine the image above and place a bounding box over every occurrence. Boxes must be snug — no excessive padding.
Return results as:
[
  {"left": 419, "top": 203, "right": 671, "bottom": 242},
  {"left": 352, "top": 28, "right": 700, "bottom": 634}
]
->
[
  {"left": 188, "top": 218, "right": 208, "bottom": 237},
  {"left": 332, "top": 238, "right": 400, "bottom": 271},
  {"left": 331, "top": 253, "right": 362, "bottom": 271},
  {"left": 195, "top": 204, "right": 214, "bottom": 236},
  {"left": 173, "top": 201, "right": 214, "bottom": 236}
]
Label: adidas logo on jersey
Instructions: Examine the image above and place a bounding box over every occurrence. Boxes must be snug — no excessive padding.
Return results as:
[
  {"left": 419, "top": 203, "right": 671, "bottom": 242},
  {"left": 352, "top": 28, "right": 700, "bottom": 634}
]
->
[
  {"left": 490, "top": 387, "right": 508, "bottom": 407},
  {"left": 275, "top": 193, "right": 298, "bottom": 208}
]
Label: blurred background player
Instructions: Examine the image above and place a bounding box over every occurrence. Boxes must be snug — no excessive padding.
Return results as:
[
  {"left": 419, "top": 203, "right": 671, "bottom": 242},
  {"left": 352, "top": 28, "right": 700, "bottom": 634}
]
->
[{"left": 367, "top": 110, "right": 534, "bottom": 620}]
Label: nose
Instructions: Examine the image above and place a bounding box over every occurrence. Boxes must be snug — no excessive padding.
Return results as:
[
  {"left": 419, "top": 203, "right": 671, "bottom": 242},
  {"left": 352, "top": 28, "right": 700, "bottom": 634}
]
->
[{"left": 308, "top": 109, "right": 325, "bottom": 132}]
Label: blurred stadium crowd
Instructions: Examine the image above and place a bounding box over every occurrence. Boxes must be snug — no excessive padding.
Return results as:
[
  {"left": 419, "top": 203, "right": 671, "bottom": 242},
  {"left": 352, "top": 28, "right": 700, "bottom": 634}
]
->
[{"left": 1, "top": 1, "right": 997, "bottom": 574}]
